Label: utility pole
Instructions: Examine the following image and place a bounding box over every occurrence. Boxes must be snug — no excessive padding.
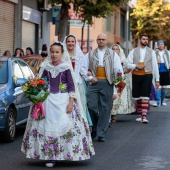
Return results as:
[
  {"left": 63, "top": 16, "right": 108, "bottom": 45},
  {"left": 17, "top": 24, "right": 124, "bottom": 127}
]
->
[
  {"left": 125, "top": 3, "right": 129, "bottom": 57},
  {"left": 87, "top": 23, "right": 90, "bottom": 53}
]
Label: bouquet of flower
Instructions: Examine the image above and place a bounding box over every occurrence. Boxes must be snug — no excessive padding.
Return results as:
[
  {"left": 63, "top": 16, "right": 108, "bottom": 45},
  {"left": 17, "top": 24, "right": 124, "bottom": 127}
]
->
[
  {"left": 22, "top": 76, "right": 49, "bottom": 120},
  {"left": 113, "top": 71, "right": 126, "bottom": 93}
]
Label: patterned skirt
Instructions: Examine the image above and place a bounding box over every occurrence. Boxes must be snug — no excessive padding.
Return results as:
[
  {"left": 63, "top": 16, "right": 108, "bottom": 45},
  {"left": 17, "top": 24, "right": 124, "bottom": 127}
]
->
[{"left": 21, "top": 93, "right": 95, "bottom": 161}]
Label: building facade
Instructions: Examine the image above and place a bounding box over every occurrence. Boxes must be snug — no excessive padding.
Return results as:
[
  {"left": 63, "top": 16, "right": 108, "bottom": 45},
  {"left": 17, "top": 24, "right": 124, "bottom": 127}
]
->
[
  {"left": 0, "top": 0, "right": 137, "bottom": 56},
  {"left": 0, "top": 0, "right": 50, "bottom": 56},
  {"left": 0, "top": 0, "right": 17, "bottom": 55}
]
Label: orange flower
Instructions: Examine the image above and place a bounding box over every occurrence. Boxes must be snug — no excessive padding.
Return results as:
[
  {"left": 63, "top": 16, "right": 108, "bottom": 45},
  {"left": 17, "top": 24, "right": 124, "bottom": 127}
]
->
[{"left": 30, "top": 80, "right": 38, "bottom": 87}]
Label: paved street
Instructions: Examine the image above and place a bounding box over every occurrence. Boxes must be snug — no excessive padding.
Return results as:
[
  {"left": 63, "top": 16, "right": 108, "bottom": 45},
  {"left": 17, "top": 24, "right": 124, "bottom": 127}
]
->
[{"left": 1, "top": 100, "right": 170, "bottom": 170}]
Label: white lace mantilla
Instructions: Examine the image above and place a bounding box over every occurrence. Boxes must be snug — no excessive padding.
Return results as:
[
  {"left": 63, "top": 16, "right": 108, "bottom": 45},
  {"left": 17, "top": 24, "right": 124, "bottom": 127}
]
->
[
  {"left": 63, "top": 35, "right": 84, "bottom": 84},
  {"left": 39, "top": 62, "right": 71, "bottom": 79}
]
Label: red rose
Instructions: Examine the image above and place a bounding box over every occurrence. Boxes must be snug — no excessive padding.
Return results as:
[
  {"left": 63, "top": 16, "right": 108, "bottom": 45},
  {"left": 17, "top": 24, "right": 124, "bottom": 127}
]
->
[
  {"left": 38, "top": 79, "right": 45, "bottom": 85},
  {"left": 117, "top": 72, "right": 122, "bottom": 77}
]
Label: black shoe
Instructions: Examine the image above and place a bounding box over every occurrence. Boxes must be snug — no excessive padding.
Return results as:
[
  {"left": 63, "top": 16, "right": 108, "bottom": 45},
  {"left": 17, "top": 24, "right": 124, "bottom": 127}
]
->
[
  {"left": 109, "top": 122, "right": 112, "bottom": 128},
  {"left": 91, "top": 131, "right": 97, "bottom": 139},
  {"left": 98, "top": 137, "right": 105, "bottom": 142}
]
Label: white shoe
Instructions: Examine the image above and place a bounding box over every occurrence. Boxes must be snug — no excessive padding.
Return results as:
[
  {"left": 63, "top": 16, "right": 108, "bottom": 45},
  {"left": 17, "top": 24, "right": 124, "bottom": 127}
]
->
[
  {"left": 152, "top": 103, "right": 160, "bottom": 107},
  {"left": 162, "top": 102, "right": 167, "bottom": 106},
  {"left": 46, "top": 162, "right": 55, "bottom": 168},
  {"left": 142, "top": 118, "right": 149, "bottom": 123},
  {"left": 136, "top": 117, "right": 142, "bottom": 122}
]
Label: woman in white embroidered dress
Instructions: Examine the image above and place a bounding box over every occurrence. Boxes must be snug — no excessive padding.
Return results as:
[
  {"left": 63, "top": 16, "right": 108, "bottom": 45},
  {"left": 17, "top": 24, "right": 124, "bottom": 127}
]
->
[
  {"left": 21, "top": 42, "right": 95, "bottom": 168},
  {"left": 111, "top": 44, "right": 135, "bottom": 122},
  {"left": 63, "top": 35, "right": 92, "bottom": 126}
]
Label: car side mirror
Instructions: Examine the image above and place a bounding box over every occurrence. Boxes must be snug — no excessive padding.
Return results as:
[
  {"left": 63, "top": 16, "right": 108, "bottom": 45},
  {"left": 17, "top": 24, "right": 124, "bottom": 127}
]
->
[{"left": 15, "top": 78, "right": 27, "bottom": 87}]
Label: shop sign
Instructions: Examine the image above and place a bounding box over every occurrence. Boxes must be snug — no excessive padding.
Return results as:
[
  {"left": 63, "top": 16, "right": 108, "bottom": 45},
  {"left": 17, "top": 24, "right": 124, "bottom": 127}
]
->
[
  {"left": 23, "top": 6, "right": 40, "bottom": 24},
  {"left": 68, "top": 3, "right": 88, "bottom": 27}
]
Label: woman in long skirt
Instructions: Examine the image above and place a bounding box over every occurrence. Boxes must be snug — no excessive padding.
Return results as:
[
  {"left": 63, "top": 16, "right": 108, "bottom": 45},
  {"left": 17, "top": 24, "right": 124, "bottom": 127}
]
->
[
  {"left": 63, "top": 35, "right": 92, "bottom": 126},
  {"left": 21, "top": 42, "right": 95, "bottom": 168},
  {"left": 111, "top": 44, "right": 135, "bottom": 122}
]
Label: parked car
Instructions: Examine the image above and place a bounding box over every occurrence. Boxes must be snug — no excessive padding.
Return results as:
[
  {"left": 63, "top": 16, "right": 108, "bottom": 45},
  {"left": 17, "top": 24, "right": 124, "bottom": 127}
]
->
[{"left": 0, "top": 56, "right": 34, "bottom": 142}]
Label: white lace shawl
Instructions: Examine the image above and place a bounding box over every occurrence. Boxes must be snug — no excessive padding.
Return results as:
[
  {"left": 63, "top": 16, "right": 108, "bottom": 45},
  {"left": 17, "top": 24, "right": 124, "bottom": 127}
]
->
[{"left": 39, "top": 62, "right": 69, "bottom": 78}]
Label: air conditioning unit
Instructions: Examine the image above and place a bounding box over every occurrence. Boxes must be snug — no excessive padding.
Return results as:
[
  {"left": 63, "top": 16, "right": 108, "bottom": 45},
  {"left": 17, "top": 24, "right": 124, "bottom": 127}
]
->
[{"left": 38, "top": 0, "right": 51, "bottom": 11}]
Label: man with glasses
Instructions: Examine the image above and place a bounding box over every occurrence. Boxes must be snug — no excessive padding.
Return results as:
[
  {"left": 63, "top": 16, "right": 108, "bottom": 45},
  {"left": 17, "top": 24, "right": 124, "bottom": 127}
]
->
[{"left": 81, "top": 33, "right": 123, "bottom": 142}]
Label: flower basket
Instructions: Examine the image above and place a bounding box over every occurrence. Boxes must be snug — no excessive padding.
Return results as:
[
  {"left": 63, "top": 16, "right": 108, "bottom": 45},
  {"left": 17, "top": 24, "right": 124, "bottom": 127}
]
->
[
  {"left": 116, "top": 82, "right": 126, "bottom": 94},
  {"left": 115, "top": 81, "right": 126, "bottom": 89},
  {"left": 113, "top": 72, "right": 126, "bottom": 94}
]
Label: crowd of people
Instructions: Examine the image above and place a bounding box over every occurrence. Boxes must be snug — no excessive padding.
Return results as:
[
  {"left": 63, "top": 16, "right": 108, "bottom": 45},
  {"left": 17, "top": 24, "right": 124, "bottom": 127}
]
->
[
  {"left": 2, "top": 44, "right": 48, "bottom": 57},
  {"left": 3, "top": 47, "right": 34, "bottom": 57},
  {"left": 11, "top": 33, "right": 169, "bottom": 167}
]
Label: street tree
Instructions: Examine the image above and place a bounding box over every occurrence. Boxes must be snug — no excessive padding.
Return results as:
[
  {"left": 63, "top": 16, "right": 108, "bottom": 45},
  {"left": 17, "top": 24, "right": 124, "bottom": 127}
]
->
[
  {"left": 130, "top": 0, "right": 170, "bottom": 44},
  {"left": 47, "top": 0, "right": 128, "bottom": 41}
]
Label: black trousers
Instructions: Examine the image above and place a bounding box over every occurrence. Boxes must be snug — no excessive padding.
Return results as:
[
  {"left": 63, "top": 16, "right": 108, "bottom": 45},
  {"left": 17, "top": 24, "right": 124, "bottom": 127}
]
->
[
  {"left": 132, "top": 74, "right": 152, "bottom": 99},
  {"left": 87, "top": 79, "right": 113, "bottom": 138}
]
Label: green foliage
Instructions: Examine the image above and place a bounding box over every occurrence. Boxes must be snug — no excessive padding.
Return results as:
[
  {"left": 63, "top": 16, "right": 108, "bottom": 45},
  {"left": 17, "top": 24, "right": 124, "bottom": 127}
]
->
[
  {"left": 130, "top": 0, "right": 170, "bottom": 43},
  {"left": 29, "top": 90, "right": 50, "bottom": 104},
  {"left": 79, "top": 1, "right": 116, "bottom": 24}
]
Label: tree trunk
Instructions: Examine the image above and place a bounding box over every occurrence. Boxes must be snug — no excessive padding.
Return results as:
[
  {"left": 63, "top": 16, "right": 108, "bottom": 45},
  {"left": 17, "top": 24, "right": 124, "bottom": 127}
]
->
[
  {"left": 81, "top": 20, "right": 86, "bottom": 51},
  {"left": 58, "top": 1, "right": 69, "bottom": 42}
]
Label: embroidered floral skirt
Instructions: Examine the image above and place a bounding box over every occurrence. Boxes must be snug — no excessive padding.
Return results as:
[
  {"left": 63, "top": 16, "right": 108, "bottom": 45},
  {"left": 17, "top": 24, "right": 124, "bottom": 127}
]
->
[
  {"left": 21, "top": 93, "right": 95, "bottom": 161},
  {"left": 111, "top": 73, "right": 135, "bottom": 115}
]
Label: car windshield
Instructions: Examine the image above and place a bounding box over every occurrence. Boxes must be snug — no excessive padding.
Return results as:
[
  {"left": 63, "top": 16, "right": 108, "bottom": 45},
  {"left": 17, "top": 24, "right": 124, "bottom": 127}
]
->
[{"left": 0, "top": 61, "right": 8, "bottom": 84}]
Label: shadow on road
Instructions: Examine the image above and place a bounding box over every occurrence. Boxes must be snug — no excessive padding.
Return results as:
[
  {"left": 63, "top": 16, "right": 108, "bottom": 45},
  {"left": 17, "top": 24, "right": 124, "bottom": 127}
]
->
[{"left": 25, "top": 160, "right": 91, "bottom": 169}]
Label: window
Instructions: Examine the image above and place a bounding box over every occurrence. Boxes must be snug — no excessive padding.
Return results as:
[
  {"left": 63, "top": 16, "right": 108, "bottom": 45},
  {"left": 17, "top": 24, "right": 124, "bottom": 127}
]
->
[
  {"left": 12, "top": 61, "right": 24, "bottom": 79},
  {"left": 0, "top": 61, "right": 8, "bottom": 84},
  {"left": 17, "top": 60, "right": 34, "bottom": 79}
]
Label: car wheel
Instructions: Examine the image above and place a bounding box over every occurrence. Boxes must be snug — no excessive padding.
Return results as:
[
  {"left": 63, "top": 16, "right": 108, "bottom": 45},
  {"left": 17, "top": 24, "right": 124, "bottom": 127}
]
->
[{"left": 3, "top": 107, "right": 16, "bottom": 142}]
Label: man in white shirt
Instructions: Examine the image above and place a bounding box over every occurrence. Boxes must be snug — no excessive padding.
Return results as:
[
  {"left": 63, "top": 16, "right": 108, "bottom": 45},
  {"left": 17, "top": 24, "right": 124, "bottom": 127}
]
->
[
  {"left": 153, "top": 40, "right": 170, "bottom": 107},
  {"left": 126, "top": 34, "right": 159, "bottom": 123},
  {"left": 81, "top": 33, "right": 123, "bottom": 142}
]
